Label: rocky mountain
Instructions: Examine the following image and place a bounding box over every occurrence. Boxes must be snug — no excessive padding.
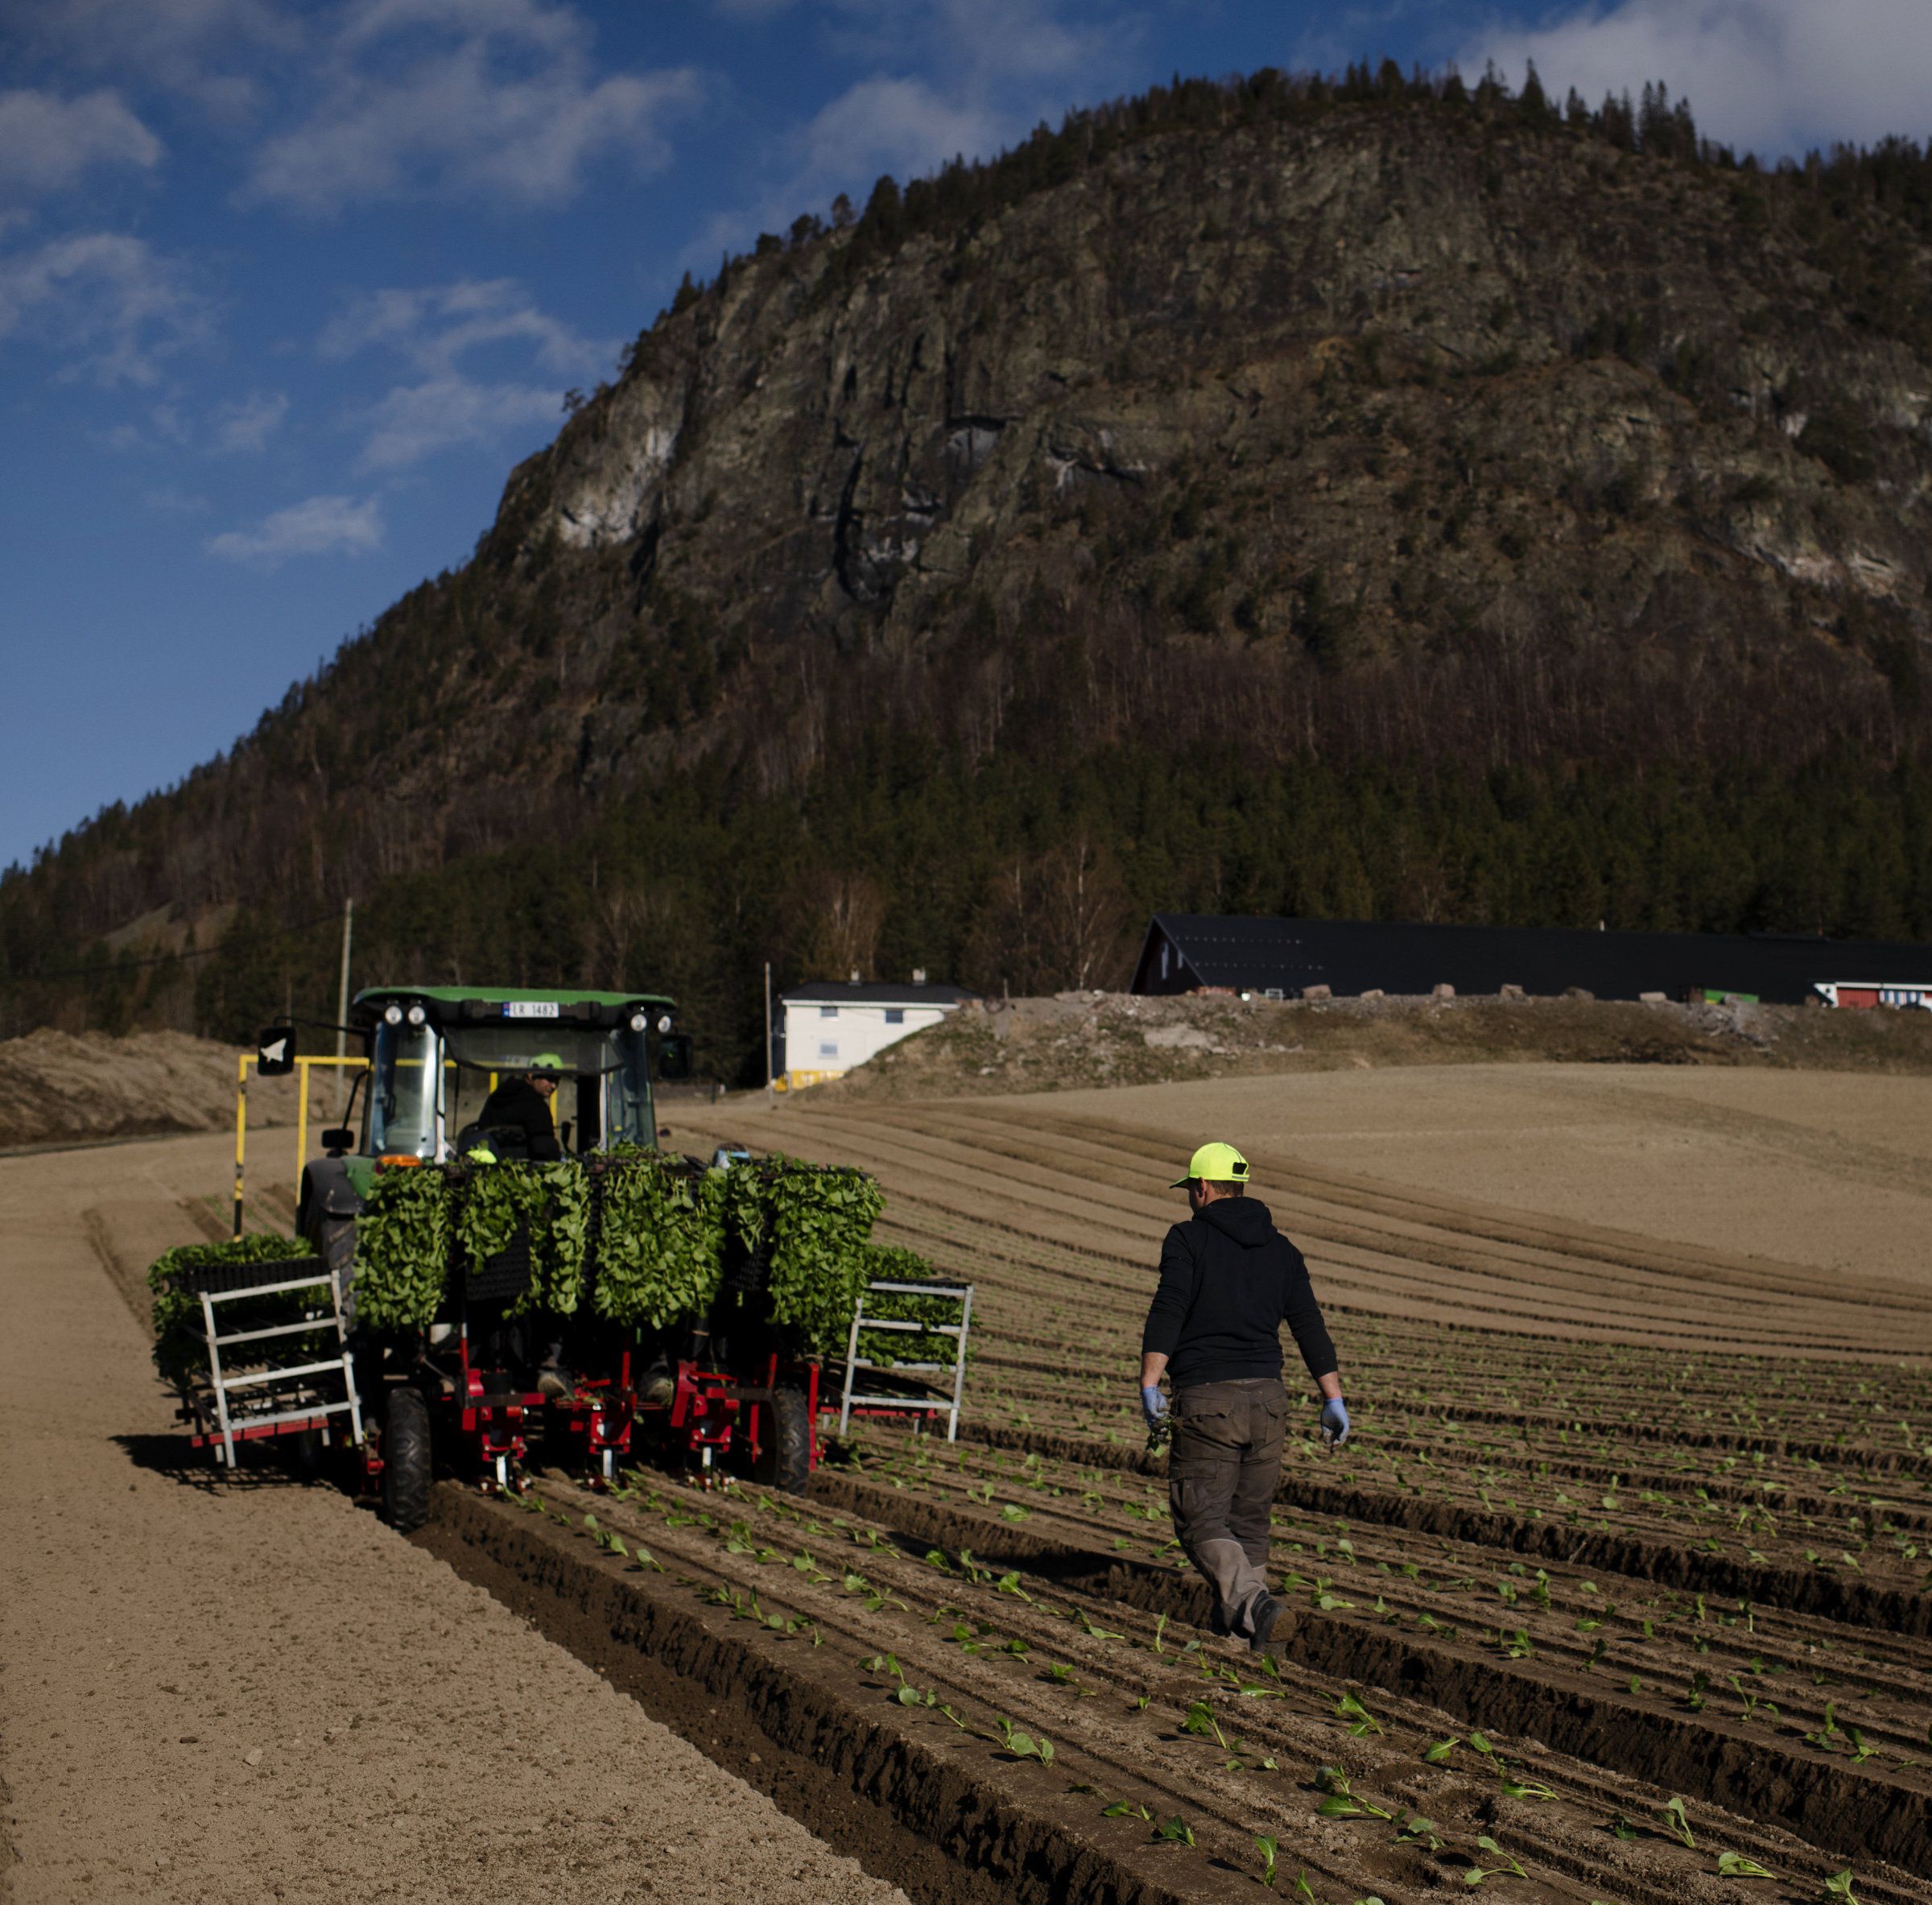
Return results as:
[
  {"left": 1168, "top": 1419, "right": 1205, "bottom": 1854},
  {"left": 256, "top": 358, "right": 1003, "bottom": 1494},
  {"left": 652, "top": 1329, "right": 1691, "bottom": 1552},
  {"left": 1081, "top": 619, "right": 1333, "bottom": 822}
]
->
[{"left": 6, "top": 67, "right": 1931, "bottom": 1066}]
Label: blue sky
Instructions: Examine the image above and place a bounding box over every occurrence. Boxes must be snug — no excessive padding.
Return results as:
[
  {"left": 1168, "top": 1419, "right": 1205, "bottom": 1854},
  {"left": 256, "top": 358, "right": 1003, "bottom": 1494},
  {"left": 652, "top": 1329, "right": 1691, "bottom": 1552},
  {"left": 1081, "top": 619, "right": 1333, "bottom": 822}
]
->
[{"left": 3, "top": 0, "right": 1927, "bottom": 876}]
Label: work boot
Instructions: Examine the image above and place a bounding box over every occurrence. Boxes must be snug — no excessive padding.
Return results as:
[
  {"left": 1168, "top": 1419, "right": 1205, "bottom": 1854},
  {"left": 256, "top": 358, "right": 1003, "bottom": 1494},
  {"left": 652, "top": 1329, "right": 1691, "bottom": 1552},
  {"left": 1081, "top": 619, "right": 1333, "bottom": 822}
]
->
[{"left": 1247, "top": 1593, "right": 1286, "bottom": 1655}]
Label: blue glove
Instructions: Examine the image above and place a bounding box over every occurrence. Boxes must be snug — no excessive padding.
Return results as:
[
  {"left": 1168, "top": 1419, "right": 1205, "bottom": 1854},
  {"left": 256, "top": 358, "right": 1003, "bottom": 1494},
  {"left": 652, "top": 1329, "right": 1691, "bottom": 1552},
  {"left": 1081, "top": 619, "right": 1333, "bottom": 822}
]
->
[
  {"left": 1141, "top": 1384, "right": 1169, "bottom": 1428},
  {"left": 1319, "top": 1396, "right": 1350, "bottom": 1444}
]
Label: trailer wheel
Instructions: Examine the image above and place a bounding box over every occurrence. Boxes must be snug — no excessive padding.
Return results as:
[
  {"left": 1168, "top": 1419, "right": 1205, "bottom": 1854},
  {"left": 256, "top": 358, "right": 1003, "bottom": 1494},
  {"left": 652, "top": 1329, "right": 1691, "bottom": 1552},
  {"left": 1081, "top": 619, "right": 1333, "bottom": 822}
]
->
[
  {"left": 753, "top": 1385, "right": 812, "bottom": 1495},
  {"left": 382, "top": 1387, "right": 432, "bottom": 1532}
]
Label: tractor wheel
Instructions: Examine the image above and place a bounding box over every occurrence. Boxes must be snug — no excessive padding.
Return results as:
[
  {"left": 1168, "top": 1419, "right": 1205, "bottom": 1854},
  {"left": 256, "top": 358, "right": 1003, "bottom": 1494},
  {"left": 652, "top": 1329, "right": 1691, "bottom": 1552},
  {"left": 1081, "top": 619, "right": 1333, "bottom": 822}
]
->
[
  {"left": 382, "top": 1388, "right": 432, "bottom": 1532},
  {"left": 753, "top": 1385, "right": 813, "bottom": 1495}
]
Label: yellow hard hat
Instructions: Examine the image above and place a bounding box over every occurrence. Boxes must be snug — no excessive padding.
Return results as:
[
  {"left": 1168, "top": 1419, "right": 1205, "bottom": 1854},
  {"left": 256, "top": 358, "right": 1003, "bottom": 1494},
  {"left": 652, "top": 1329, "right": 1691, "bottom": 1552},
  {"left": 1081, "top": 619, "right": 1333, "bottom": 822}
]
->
[
  {"left": 529, "top": 1052, "right": 565, "bottom": 1072},
  {"left": 1172, "top": 1141, "right": 1249, "bottom": 1188}
]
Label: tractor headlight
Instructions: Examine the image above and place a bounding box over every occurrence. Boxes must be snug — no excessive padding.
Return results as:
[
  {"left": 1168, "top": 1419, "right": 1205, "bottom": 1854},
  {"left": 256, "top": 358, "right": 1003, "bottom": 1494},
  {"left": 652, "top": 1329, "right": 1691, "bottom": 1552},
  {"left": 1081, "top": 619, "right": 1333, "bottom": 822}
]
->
[
  {"left": 383, "top": 1003, "right": 403, "bottom": 1025},
  {"left": 629, "top": 1011, "right": 648, "bottom": 1032},
  {"left": 406, "top": 1003, "right": 427, "bottom": 1027},
  {"left": 655, "top": 1013, "right": 674, "bottom": 1034}
]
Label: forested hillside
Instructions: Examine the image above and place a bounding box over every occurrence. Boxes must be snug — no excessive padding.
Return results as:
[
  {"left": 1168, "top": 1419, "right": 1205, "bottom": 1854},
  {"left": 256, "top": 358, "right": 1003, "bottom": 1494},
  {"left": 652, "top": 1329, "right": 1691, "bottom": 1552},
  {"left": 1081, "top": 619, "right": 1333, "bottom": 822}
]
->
[{"left": 6, "top": 64, "right": 1931, "bottom": 1074}]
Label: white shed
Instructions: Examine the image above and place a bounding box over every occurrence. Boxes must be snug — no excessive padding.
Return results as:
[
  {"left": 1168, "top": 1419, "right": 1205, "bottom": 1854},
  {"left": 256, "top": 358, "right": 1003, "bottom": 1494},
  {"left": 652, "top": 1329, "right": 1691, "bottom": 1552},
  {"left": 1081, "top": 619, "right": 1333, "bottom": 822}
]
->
[{"left": 778, "top": 978, "right": 979, "bottom": 1089}]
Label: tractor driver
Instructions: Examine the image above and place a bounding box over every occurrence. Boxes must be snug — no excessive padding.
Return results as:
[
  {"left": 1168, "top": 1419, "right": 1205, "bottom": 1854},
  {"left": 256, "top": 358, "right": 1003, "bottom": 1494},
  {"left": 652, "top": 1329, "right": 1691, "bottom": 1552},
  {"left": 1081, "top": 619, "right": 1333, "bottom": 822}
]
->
[{"left": 476, "top": 1055, "right": 565, "bottom": 1162}]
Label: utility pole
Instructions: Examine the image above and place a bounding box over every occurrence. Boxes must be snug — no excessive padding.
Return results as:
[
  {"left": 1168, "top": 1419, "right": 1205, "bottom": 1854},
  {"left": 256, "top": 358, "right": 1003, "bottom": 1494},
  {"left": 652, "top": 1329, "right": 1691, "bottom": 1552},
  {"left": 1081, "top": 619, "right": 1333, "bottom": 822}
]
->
[
  {"left": 764, "top": 961, "right": 774, "bottom": 1110},
  {"left": 335, "top": 897, "right": 353, "bottom": 1060}
]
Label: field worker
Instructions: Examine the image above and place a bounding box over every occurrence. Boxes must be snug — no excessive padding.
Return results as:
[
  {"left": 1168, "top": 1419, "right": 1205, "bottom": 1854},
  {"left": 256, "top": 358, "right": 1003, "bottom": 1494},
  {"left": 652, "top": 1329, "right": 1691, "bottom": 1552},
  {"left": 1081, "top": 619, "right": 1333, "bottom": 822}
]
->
[
  {"left": 476, "top": 1056, "right": 565, "bottom": 1163},
  {"left": 1140, "top": 1141, "right": 1347, "bottom": 1651}
]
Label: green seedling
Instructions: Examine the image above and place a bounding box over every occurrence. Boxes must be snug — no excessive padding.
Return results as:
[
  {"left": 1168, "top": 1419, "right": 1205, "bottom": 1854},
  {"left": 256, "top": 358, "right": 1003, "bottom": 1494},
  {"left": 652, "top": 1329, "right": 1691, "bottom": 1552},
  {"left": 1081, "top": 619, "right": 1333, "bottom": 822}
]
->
[
  {"left": 1102, "top": 1798, "right": 1152, "bottom": 1820},
  {"left": 1394, "top": 1815, "right": 1443, "bottom": 1852},
  {"left": 1335, "top": 1691, "right": 1383, "bottom": 1735},
  {"left": 1499, "top": 1777, "right": 1557, "bottom": 1802},
  {"left": 993, "top": 1717, "right": 1054, "bottom": 1765},
  {"left": 1316, "top": 1766, "right": 1393, "bottom": 1820},
  {"left": 1255, "top": 1833, "right": 1280, "bottom": 1887},
  {"left": 861, "top": 1651, "right": 906, "bottom": 1684},
  {"left": 1424, "top": 1736, "right": 1461, "bottom": 1763},
  {"left": 1716, "top": 1851, "right": 1777, "bottom": 1878},
  {"left": 1824, "top": 1874, "right": 1861, "bottom": 1905},
  {"left": 1463, "top": 1836, "right": 1528, "bottom": 1885},
  {"left": 1153, "top": 1612, "right": 1170, "bottom": 1655},
  {"left": 1662, "top": 1796, "right": 1695, "bottom": 1849},
  {"left": 1079, "top": 1610, "right": 1124, "bottom": 1641},
  {"left": 1151, "top": 1814, "right": 1195, "bottom": 1846},
  {"left": 1182, "top": 1700, "right": 1228, "bottom": 1749}
]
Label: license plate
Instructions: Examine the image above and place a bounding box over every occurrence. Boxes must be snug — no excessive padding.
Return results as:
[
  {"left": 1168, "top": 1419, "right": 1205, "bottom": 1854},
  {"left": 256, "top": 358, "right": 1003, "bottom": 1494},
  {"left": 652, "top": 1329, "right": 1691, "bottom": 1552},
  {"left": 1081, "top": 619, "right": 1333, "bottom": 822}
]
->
[{"left": 503, "top": 1001, "right": 559, "bottom": 1019}]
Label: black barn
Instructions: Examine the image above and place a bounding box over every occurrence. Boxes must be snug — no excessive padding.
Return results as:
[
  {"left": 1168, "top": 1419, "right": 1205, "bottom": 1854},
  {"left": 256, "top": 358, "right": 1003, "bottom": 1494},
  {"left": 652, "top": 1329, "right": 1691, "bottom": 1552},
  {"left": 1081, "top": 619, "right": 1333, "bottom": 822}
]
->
[{"left": 1129, "top": 914, "right": 1932, "bottom": 1006}]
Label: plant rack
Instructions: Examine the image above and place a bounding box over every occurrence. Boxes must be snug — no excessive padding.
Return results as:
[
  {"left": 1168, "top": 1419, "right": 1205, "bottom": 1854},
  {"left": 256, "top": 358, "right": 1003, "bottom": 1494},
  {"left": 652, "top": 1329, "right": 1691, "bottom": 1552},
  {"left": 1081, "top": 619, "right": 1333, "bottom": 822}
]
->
[{"left": 836, "top": 1277, "right": 973, "bottom": 1441}]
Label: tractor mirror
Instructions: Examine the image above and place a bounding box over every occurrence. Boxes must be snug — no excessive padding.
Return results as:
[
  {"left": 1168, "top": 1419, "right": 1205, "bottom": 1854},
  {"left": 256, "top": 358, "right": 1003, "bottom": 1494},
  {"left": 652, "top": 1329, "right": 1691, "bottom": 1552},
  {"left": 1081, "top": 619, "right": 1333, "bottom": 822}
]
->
[
  {"left": 320, "top": 1126, "right": 354, "bottom": 1154},
  {"left": 655, "top": 1034, "right": 693, "bottom": 1081},
  {"left": 256, "top": 1026, "right": 297, "bottom": 1076}
]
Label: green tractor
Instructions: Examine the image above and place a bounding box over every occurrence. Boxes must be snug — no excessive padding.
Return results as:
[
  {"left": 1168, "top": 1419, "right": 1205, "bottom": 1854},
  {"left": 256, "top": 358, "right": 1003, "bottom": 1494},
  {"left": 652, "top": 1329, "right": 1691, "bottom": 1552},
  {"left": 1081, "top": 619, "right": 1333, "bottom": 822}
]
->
[{"left": 293, "top": 986, "right": 688, "bottom": 1280}]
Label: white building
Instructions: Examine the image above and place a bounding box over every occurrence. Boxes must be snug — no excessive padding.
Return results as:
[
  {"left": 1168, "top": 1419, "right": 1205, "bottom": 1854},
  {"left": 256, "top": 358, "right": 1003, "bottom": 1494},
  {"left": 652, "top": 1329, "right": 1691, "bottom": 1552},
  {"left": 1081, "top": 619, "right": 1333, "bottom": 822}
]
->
[{"left": 778, "top": 977, "right": 979, "bottom": 1089}]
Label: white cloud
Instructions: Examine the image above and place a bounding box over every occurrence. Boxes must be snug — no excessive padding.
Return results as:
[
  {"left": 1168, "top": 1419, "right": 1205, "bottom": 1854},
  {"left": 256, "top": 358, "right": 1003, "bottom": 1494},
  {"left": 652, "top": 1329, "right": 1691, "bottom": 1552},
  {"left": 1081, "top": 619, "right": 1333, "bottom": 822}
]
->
[
  {"left": 355, "top": 375, "right": 560, "bottom": 469},
  {"left": 207, "top": 492, "right": 382, "bottom": 565},
  {"left": 1460, "top": 0, "right": 1932, "bottom": 157},
  {"left": 319, "top": 277, "right": 605, "bottom": 378},
  {"left": 798, "top": 76, "right": 1007, "bottom": 194},
  {"left": 0, "top": 0, "right": 298, "bottom": 121},
  {"left": 0, "top": 89, "right": 162, "bottom": 197},
  {"left": 242, "top": 0, "right": 700, "bottom": 213},
  {"left": 211, "top": 387, "right": 287, "bottom": 452},
  {"left": 0, "top": 230, "right": 206, "bottom": 385}
]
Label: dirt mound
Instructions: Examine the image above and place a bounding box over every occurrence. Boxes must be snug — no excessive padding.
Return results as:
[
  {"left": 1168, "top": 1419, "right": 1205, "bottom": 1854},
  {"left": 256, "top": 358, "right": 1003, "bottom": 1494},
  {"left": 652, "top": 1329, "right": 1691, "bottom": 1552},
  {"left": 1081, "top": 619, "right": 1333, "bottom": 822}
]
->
[
  {"left": 0, "top": 1028, "right": 308, "bottom": 1150},
  {"left": 817, "top": 990, "right": 1932, "bottom": 1101}
]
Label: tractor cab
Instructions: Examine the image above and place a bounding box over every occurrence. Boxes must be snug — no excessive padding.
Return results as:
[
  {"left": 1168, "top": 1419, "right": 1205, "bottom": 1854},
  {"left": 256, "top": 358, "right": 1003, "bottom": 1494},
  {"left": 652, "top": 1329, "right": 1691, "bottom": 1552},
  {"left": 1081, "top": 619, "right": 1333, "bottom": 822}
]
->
[{"left": 352, "top": 987, "right": 689, "bottom": 1167}]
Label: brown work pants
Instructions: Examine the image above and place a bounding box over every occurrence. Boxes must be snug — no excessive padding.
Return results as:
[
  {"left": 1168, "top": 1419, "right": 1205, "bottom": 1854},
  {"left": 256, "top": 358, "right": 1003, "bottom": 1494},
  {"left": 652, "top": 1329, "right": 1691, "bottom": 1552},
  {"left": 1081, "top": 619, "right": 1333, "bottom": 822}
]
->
[{"left": 1168, "top": 1377, "right": 1286, "bottom": 1638}]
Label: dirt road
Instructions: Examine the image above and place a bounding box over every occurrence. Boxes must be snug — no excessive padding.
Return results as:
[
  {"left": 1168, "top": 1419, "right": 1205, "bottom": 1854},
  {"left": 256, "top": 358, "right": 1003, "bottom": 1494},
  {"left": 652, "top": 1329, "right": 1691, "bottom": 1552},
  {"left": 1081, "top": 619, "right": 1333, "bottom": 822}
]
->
[{"left": 0, "top": 1132, "right": 906, "bottom": 1905}]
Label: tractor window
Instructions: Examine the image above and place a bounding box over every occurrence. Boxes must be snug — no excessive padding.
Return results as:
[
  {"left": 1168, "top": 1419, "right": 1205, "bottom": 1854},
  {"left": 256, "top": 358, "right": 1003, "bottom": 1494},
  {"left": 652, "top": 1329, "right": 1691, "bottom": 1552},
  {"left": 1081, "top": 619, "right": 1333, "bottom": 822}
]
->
[
  {"left": 440, "top": 1025, "right": 654, "bottom": 1155},
  {"left": 605, "top": 1033, "right": 654, "bottom": 1148},
  {"left": 369, "top": 1022, "right": 440, "bottom": 1158}
]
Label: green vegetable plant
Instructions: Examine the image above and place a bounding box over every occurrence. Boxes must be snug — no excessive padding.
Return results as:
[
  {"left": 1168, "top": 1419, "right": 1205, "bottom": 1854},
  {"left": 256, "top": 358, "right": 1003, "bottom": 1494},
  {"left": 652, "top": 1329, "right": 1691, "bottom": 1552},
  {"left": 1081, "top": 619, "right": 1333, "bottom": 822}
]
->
[
  {"left": 1463, "top": 1837, "right": 1528, "bottom": 1886},
  {"left": 147, "top": 1230, "right": 324, "bottom": 1384},
  {"left": 1316, "top": 1767, "right": 1393, "bottom": 1820},
  {"left": 1716, "top": 1851, "right": 1776, "bottom": 1878},
  {"left": 1255, "top": 1833, "right": 1279, "bottom": 1888}
]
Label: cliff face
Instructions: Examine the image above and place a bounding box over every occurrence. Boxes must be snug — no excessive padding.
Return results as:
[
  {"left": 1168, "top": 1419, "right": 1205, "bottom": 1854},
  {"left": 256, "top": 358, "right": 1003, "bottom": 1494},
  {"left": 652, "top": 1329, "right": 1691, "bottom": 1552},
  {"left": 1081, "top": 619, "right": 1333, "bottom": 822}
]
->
[{"left": 8, "top": 79, "right": 1932, "bottom": 1039}]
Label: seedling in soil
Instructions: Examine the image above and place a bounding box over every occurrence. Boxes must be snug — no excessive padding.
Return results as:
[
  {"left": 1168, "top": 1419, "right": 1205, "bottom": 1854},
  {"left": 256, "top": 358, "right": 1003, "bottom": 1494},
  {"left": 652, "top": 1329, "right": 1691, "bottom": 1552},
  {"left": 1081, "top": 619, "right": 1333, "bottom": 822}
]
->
[
  {"left": 1463, "top": 1837, "right": 1529, "bottom": 1885},
  {"left": 862, "top": 1652, "right": 906, "bottom": 1684},
  {"left": 1316, "top": 1767, "right": 1393, "bottom": 1820},
  {"left": 1153, "top": 1612, "right": 1170, "bottom": 1655},
  {"left": 993, "top": 1717, "right": 1055, "bottom": 1764},
  {"left": 1150, "top": 1815, "right": 1195, "bottom": 1846},
  {"left": 1318, "top": 1684, "right": 1382, "bottom": 1734},
  {"left": 1424, "top": 1736, "right": 1462, "bottom": 1764},
  {"left": 1077, "top": 1610, "right": 1124, "bottom": 1641},
  {"left": 1661, "top": 1797, "right": 1695, "bottom": 1849},
  {"left": 1715, "top": 1851, "right": 1777, "bottom": 1878},
  {"left": 1256, "top": 1833, "right": 1280, "bottom": 1888},
  {"left": 1394, "top": 1816, "right": 1443, "bottom": 1852},
  {"left": 1182, "top": 1700, "right": 1228, "bottom": 1749},
  {"left": 1102, "top": 1798, "right": 1153, "bottom": 1820},
  {"left": 1498, "top": 1777, "right": 1557, "bottom": 1802},
  {"left": 1824, "top": 1874, "right": 1862, "bottom": 1905}
]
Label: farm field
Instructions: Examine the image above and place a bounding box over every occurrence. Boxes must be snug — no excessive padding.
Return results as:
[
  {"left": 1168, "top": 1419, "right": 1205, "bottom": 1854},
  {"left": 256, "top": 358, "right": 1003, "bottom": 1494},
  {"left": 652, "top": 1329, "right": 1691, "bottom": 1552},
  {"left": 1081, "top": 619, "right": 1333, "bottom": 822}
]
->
[{"left": 5, "top": 1060, "right": 1930, "bottom": 1905}]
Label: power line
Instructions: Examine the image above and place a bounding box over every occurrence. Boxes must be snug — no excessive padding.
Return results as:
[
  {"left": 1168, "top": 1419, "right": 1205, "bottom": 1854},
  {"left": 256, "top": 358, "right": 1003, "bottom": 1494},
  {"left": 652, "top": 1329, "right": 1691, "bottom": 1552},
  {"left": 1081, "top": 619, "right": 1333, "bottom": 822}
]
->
[{"left": 3, "top": 910, "right": 344, "bottom": 986}]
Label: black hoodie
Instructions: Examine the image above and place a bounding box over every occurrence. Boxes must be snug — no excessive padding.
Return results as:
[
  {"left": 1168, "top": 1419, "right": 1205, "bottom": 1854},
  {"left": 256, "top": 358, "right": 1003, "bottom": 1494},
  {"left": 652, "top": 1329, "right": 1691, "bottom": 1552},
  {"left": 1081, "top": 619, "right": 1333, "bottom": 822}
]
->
[{"left": 1141, "top": 1197, "right": 1336, "bottom": 1390}]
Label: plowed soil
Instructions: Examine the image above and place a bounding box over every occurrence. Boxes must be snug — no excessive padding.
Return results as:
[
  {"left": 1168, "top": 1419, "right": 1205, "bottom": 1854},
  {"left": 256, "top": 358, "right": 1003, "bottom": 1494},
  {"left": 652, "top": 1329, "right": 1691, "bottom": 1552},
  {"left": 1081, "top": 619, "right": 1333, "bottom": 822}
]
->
[
  {"left": 6, "top": 1058, "right": 1931, "bottom": 1905},
  {"left": 0, "top": 1134, "right": 906, "bottom": 1905}
]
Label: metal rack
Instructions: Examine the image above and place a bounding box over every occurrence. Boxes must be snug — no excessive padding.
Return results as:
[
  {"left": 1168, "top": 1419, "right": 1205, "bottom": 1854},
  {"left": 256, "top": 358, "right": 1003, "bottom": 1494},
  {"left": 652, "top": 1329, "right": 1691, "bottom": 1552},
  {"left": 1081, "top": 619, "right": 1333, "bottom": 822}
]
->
[
  {"left": 836, "top": 1278, "right": 973, "bottom": 1441},
  {"left": 188, "top": 1262, "right": 364, "bottom": 1469}
]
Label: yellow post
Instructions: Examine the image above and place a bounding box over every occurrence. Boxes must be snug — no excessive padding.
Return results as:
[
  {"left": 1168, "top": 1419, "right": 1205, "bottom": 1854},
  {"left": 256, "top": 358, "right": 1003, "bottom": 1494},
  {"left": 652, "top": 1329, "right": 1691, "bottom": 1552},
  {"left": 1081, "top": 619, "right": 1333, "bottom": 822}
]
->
[
  {"left": 295, "top": 1056, "right": 310, "bottom": 1183},
  {"left": 233, "top": 1053, "right": 251, "bottom": 1237}
]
